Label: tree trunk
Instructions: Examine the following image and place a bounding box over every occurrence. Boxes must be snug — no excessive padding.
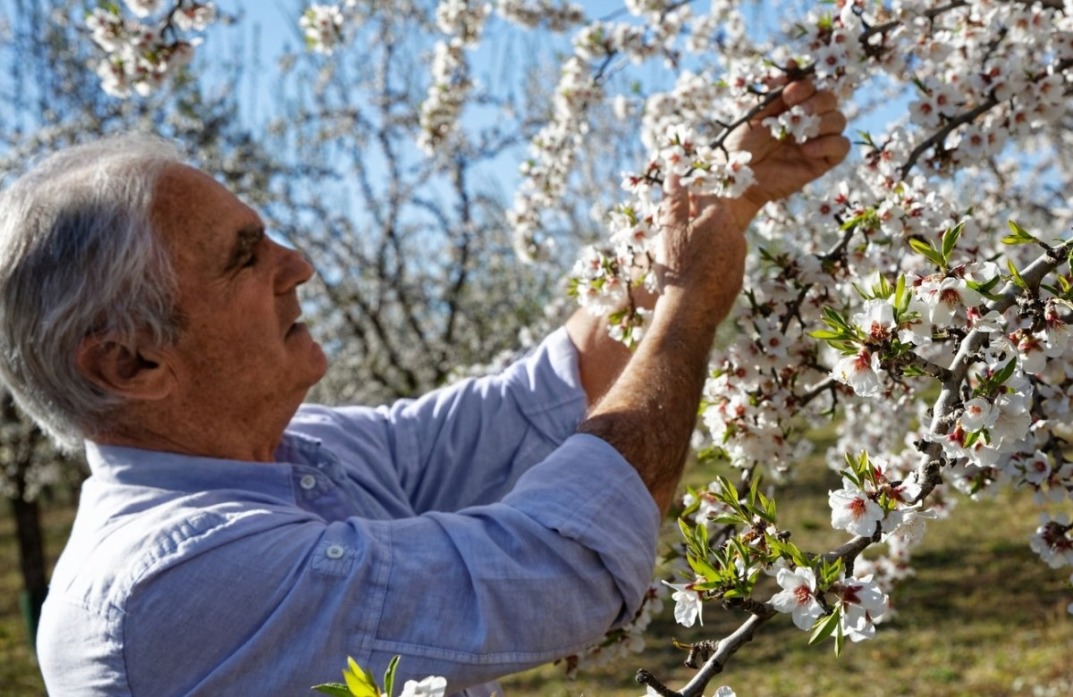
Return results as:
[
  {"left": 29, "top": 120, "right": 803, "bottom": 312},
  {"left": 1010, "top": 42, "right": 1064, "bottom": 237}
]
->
[
  {"left": 3, "top": 393, "right": 49, "bottom": 650},
  {"left": 11, "top": 491, "right": 48, "bottom": 649}
]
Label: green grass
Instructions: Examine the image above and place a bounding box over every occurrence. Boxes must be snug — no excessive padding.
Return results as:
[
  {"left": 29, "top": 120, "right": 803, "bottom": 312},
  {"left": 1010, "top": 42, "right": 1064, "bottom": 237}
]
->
[{"left": 2, "top": 460, "right": 1071, "bottom": 697}]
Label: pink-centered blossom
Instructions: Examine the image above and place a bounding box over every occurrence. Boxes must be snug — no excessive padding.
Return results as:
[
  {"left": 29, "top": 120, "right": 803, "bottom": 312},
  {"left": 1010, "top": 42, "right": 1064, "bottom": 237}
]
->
[
  {"left": 959, "top": 397, "right": 998, "bottom": 432},
  {"left": 771, "top": 566, "right": 824, "bottom": 630},
  {"left": 829, "top": 483, "right": 884, "bottom": 537},
  {"left": 762, "top": 104, "right": 820, "bottom": 144},
  {"left": 833, "top": 348, "right": 884, "bottom": 398},
  {"left": 836, "top": 574, "right": 888, "bottom": 642}
]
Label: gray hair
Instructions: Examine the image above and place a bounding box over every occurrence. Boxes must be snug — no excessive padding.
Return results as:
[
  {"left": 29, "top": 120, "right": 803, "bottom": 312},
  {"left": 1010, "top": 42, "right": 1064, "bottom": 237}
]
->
[{"left": 0, "top": 133, "right": 186, "bottom": 450}]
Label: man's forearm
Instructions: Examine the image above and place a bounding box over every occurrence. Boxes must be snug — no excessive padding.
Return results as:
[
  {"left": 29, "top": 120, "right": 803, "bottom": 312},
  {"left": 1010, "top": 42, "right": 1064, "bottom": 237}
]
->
[
  {"left": 576, "top": 199, "right": 749, "bottom": 514},
  {"left": 576, "top": 289, "right": 728, "bottom": 512},
  {"left": 572, "top": 80, "right": 849, "bottom": 514}
]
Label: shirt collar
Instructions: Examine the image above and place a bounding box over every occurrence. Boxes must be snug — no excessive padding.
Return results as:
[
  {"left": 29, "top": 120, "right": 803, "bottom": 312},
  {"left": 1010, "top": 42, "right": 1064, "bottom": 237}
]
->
[{"left": 84, "top": 432, "right": 326, "bottom": 499}]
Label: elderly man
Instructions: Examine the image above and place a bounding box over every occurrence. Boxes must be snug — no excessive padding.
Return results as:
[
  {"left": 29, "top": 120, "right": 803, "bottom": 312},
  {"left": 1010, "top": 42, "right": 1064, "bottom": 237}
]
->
[{"left": 0, "top": 80, "right": 847, "bottom": 696}]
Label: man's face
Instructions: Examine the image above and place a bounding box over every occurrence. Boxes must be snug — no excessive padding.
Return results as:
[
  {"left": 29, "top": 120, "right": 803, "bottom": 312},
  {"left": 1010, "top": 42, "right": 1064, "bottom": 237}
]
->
[{"left": 150, "top": 165, "right": 328, "bottom": 441}]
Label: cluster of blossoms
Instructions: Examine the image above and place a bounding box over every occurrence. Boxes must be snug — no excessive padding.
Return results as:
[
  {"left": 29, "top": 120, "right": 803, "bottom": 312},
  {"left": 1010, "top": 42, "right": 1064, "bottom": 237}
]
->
[
  {"left": 771, "top": 565, "right": 888, "bottom": 642},
  {"left": 495, "top": 0, "right": 584, "bottom": 32},
  {"left": 86, "top": 1, "right": 216, "bottom": 97},
  {"left": 509, "top": 0, "right": 702, "bottom": 261},
  {"left": 417, "top": 1, "right": 492, "bottom": 154},
  {"left": 549, "top": 0, "right": 1073, "bottom": 676},
  {"left": 300, "top": 3, "right": 351, "bottom": 55},
  {"left": 828, "top": 454, "right": 923, "bottom": 539},
  {"left": 665, "top": 473, "right": 893, "bottom": 656}
]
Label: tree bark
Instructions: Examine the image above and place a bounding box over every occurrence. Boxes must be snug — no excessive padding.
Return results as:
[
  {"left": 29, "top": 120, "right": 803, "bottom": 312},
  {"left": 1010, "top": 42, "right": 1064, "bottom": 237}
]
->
[{"left": 11, "top": 491, "right": 48, "bottom": 649}]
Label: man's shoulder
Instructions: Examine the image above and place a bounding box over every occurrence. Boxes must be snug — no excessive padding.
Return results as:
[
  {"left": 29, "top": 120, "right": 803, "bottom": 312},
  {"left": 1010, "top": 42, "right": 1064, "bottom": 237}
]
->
[{"left": 50, "top": 480, "right": 311, "bottom": 616}]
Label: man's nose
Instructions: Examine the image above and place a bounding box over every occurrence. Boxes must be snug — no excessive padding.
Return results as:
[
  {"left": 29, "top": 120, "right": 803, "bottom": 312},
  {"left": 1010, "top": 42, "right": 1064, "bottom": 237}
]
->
[{"left": 274, "top": 241, "right": 316, "bottom": 291}]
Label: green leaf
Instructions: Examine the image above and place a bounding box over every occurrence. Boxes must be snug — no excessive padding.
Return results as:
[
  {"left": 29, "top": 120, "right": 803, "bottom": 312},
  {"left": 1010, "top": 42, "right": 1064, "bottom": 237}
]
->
[
  {"left": 687, "top": 554, "right": 721, "bottom": 582},
  {"left": 821, "top": 306, "right": 850, "bottom": 330},
  {"left": 678, "top": 517, "right": 693, "bottom": 543},
  {"left": 992, "top": 358, "right": 1017, "bottom": 386},
  {"left": 1007, "top": 259, "right": 1029, "bottom": 290},
  {"left": 834, "top": 618, "right": 845, "bottom": 657},
  {"left": 941, "top": 222, "right": 964, "bottom": 261},
  {"left": 908, "top": 237, "right": 945, "bottom": 269},
  {"left": 1002, "top": 219, "right": 1036, "bottom": 245},
  {"left": 808, "top": 328, "right": 847, "bottom": 341},
  {"left": 343, "top": 657, "right": 380, "bottom": 697},
  {"left": 312, "top": 683, "right": 356, "bottom": 697},
  {"left": 808, "top": 609, "right": 842, "bottom": 646},
  {"left": 382, "top": 655, "right": 400, "bottom": 697},
  {"left": 894, "top": 274, "right": 908, "bottom": 313}
]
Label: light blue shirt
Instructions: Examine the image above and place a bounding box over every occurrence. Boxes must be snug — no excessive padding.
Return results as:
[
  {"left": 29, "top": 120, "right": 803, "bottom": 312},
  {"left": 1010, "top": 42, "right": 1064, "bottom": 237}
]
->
[{"left": 37, "top": 329, "right": 661, "bottom": 696}]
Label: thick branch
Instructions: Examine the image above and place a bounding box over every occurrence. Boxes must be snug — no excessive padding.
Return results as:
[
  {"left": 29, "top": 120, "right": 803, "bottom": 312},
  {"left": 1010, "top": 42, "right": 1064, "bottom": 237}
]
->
[{"left": 917, "top": 238, "right": 1073, "bottom": 500}]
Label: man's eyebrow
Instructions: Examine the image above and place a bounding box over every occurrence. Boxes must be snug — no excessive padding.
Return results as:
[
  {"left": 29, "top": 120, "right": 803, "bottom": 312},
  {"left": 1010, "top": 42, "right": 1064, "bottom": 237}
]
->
[{"left": 222, "top": 225, "right": 265, "bottom": 273}]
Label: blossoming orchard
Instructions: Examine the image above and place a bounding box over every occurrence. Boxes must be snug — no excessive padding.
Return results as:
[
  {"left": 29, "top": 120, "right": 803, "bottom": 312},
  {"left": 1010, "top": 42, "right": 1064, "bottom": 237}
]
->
[{"left": 80, "top": 0, "right": 1072, "bottom": 695}]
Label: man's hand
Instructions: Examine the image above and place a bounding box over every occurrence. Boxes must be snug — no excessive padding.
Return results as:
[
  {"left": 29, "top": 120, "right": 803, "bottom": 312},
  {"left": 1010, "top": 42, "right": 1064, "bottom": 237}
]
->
[
  {"left": 723, "top": 79, "right": 851, "bottom": 228},
  {"left": 573, "top": 79, "right": 850, "bottom": 513}
]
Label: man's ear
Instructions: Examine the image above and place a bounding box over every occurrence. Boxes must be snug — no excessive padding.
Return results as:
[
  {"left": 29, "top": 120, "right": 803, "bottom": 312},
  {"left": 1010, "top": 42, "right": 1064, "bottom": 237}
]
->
[{"left": 76, "top": 334, "right": 174, "bottom": 401}]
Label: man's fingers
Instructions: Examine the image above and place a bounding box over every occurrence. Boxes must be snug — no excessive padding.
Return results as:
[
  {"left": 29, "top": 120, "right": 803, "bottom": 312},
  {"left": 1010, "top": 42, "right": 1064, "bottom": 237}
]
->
[
  {"left": 781, "top": 78, "right": 817, "bottom": 108},
  {"left": 799, "top": 89, "right": 840, "bottom": 117},
  {"left": 816, "top": 109, "right": 848, "bottom": 136},
  {"left": 661, "top": 173, "right": 692, "bottom": 225},
  {"left": 803, "top": 134, "right": 852, "bottom": 165}
]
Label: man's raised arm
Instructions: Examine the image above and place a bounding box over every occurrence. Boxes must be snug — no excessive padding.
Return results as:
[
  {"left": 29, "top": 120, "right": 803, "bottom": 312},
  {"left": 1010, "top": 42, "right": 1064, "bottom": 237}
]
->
[{"left": 571, "top": 80, "right": 850, "bottom": 513}]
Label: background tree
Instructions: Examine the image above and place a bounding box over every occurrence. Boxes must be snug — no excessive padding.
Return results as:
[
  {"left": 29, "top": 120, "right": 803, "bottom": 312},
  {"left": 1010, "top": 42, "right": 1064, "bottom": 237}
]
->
[{"left": 0, "top": 0, "right": 283, "bottom": 647}]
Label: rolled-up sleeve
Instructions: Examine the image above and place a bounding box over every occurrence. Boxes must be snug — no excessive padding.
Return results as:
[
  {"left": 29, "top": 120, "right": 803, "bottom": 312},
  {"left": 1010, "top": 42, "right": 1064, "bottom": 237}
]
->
[
  {"left": 305, "top": 328, "right": 590, "bottom": 513},
  {"left": 368, "top": 435, "right": 659, "bottom": 679}
]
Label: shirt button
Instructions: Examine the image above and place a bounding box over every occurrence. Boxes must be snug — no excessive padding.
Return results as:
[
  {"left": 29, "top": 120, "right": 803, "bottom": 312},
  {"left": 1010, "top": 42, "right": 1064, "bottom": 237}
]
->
[
  {"left": 299, "top": 474, "right": 317, "bottom": 490},
  {"left": 325, "top": 544, "right": 345, "bottom": 560}
]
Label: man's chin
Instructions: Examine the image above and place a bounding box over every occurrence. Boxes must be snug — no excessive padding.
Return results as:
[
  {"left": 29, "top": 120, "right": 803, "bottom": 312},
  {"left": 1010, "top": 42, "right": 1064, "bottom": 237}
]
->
[{"left": 305, "top": 340, "right": 329, "bottom": 386}]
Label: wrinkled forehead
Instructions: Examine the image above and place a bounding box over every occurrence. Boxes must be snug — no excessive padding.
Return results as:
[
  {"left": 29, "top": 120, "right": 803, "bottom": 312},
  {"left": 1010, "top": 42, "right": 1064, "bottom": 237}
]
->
[{"left": 150, "top": 164, "right": 261, "bottom": 267}]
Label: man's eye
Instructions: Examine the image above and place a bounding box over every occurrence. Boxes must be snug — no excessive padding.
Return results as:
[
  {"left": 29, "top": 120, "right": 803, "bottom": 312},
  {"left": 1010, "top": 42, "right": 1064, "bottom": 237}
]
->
[{"left": 242, "top": 253, "right": 258, "bottom": 268}]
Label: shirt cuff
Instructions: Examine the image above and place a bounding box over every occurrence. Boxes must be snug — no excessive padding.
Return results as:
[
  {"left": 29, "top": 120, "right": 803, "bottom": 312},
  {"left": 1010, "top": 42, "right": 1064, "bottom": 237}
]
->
[{"left": 502, "top": 433, "right": 660, "bottom": 622}]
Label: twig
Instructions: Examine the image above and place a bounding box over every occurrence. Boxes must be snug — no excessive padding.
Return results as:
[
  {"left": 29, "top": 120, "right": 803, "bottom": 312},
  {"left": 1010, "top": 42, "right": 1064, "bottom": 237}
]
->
[
  {"left": 637, "top": 669, "right": 681, "bottom": 697},
  {"left": 678, "top": 608, "right": 777, "bottom": 697}
]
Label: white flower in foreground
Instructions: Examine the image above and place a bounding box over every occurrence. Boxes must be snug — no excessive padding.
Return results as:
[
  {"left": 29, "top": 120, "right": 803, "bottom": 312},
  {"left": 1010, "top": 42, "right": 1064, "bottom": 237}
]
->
[
  {"left": 829, "top": 484, "right": 884, "bottom": 537},
  {"left": 662, "top": 579, "right": 703, "bottom": 627},
  {"left": 398, "top": 676, "right": 447, "bottom": 697},
  {"left": 762, "top": 104, "right": 820, "bottom": 143},
  {"left": 887, "top": 508, "right": 939, "bottom": 544},
  {"left": 173, "top": 2, "right": 217, "bottom": 32},
  {"left": 836, "top": 574, "right": 888, "bottom": 642},
  {"left": 959, "top": 397, "right": 997, "bottom": 432},
  {"left": 852, "top": 299, "right": 897, "bottom": 342},
  {"left": 833, "top": 348, "right": 884, "bottom": 397},
  {"left": 771, "top": 566, "right": 824, "bottom": 630},
  {"left": 714, "top": 687, "right": 737, "bottom": 697}
]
